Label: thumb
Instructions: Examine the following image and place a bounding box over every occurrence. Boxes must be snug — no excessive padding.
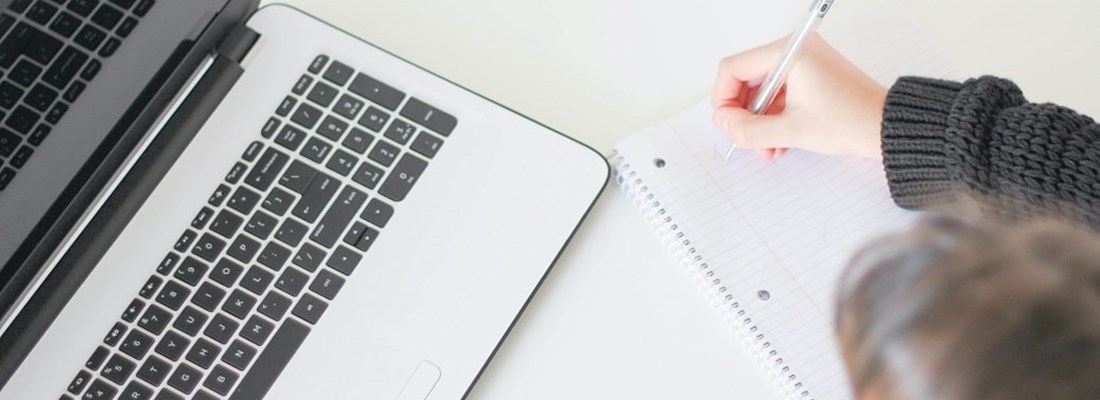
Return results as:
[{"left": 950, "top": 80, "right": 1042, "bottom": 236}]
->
[{"left": 714, "top": 106, "right": 797, "bottom": 150}]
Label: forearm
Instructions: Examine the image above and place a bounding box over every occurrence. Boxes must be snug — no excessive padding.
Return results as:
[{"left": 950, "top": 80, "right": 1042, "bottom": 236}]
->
[{"left": 881, "top": 76, "right": 1100, "bottom": 223}]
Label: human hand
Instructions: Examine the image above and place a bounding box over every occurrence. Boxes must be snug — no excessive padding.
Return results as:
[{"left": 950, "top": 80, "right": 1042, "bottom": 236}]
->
[{"left": 711, "top": 34, "right": 886, "bottom": 160}]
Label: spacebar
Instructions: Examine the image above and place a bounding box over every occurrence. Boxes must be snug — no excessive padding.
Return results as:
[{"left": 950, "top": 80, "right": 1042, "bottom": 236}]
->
[{"left": 229, "top": 318, "right": 311, "bottom": 400}]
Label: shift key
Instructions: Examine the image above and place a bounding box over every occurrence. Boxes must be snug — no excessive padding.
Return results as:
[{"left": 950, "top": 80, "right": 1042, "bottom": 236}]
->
[
  {"left": 292, "top": 172, "right": 339, "bottom": 223},
  {"left": 310, "top": 186, "right": 367, "bottom": 248}
]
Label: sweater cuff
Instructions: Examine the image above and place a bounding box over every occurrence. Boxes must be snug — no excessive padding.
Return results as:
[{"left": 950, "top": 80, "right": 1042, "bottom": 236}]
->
[{"left": 881, "top": 77, "right": 963, "bottom": 210}]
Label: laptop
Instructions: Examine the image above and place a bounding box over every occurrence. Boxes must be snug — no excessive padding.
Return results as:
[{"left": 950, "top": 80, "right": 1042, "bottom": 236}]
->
[{"left": 0, "top": 0, "right": 608, "bottom": 398}]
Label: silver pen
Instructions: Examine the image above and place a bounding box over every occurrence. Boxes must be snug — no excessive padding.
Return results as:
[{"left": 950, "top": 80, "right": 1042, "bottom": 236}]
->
[{"left": 723, "top": 0, "right": 836, "bottom": 160}]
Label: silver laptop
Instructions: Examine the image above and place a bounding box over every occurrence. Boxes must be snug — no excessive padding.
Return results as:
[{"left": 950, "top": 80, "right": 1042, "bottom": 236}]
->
[{"left": 0, "top": 1, "right": 608, "bottom": 398}]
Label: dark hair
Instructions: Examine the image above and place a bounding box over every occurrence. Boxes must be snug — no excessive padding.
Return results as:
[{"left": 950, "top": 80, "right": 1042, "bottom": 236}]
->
[{"left": 836, "top": 217, "right": 1100, "bottom": 400}]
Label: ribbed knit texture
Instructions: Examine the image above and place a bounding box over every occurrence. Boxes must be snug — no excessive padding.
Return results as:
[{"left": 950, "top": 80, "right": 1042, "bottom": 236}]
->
[{"left": 882, "top": 76, "right": 1100, "bottom": 225}]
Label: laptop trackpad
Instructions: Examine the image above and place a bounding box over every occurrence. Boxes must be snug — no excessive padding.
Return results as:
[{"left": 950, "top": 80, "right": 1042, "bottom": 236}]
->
[{"left": 394, "top": 360, "right": 442, "bottom": 400}]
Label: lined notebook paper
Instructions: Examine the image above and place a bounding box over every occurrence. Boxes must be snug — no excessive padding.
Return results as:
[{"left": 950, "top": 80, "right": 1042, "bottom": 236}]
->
[{"left": 610, "top": 3, "right": 959, "bottom": 400}]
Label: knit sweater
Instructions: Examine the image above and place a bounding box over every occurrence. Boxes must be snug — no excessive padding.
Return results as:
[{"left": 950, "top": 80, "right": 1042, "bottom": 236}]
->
[{"left": 881, "top": 76, "right": 1100, "bottom": 224}]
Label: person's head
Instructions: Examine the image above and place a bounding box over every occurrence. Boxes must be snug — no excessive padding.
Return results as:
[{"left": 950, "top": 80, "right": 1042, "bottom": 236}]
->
[{"left": 836, "top": 216, "right": 1100, "bottom": 400}]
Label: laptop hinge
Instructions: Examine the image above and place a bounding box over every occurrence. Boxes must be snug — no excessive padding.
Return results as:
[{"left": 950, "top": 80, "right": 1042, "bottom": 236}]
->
[{"left": 217, "top": 24, "right": 260, "bottom": 63}]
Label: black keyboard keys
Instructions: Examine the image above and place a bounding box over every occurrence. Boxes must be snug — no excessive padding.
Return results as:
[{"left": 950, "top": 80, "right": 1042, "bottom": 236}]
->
[
  {"left": 401, "top": 97, "right": 458, "bottom": 136},
  {"left": 101, "top": 353, "right": 136, "bottom": 385},
  {"left": 244, "top": 147, "right": 289, "bottom": 192},
  {"left": 349, "top": 72, "right": 404, "bottom": 111},
  {"left": 379, "top": 154, "right": 428, "bottom": 202},
  {"left": 167, "top": 363, "right": 203, "bottom": 395},
  {"left": 222, "top": 340, "right": 257, "bottom": 371},
  {"left": 136, "top": 356, "right": 172, "bottom": 386},
  {"left": 0, "top": 22, "right": 34, "bottom": 68},
  {"left": 292, "top": 293, "right": 328, "bottom": 325},
  {"left": 119, "top": 329, "right": 155, "bottom": 359},
  {"left": 309, "top": 186, "right": 366, "bottom": 248},
  {"left": 230, "top": 318, "right": 310, "bottom": 399},
  {"left": 155, "top": 331, "right": 190, "bottom": 361},
  {"left": 292, "top": 171, "right": 339, "bottom": 223},
  {"left": 43, "top": 46, "right": 88, "bottom": 89}
]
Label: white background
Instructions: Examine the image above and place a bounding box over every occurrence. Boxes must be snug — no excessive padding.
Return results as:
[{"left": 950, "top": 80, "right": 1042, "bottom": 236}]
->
[{"left": 260, "top": 1, "right": 1100, "bottom": 398}]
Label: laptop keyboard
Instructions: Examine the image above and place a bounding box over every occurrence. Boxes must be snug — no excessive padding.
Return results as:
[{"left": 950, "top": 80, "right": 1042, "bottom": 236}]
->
[
  {"left": 0, "top": 0, "right": 156, "bottom": 191},
  {"left": 61, "top": 55, "right": 456, "bottom": 400}
]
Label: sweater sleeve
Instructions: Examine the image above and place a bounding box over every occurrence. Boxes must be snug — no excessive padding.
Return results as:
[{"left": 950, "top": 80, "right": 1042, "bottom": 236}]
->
[{"left": 881, "top": 76, "right": 1100, "bottom": 222}]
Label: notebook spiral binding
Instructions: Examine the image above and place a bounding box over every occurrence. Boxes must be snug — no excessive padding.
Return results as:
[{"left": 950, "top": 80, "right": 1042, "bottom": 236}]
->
[{"left": 609, "top": 150, "right": 812, "bottom": 400}]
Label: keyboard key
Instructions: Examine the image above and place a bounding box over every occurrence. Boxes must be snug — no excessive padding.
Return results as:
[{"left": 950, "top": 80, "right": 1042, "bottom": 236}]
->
[
  {"left": 80, "top": 58, "right": 101, "bottom": 80},
  {"left": 98, "top": 37, "right": 120, "bottom": 57},
  {"left": 291, "top": 74, "right": 312, "bottom": 95},
  {"left": 308, "top": 54, "right": 329, "bottom": 74},
  {"left": 136, "top": 356, "right": 172, "bottom": 386},
  {"left": 343, "top": 222, "right": 366, "bottom": 247},
  {"left": 27, "top": 123, "right": 49, "bottom": 145},
  {"left": 203, "top": 365, "right": 239, "bottom": 396},
  {"left": 0, "top": 23, "right": 34, "bottom": 68},
  {"left": 325, "top": 148, "right": 356, "bottom": 176},
  {"left": 275, "top": 266, "right": 309, "bottom": 297},
  {"left": 119, "top": 328, "right": 155, "bottom": 359},
  {"left": 299, "top": 136, "right": 331, "bottom": 163},
  {"left": 174, "top": 257, "right": 209, "bottom": 286},
  {"left": 410, "top": 131, "right": 444, "bottom": 158},
  {"left": 116, "top": 16, "right": 137, "bottom": 37},
  {"left": 155, "top": 279, "right": 190, "bottom": 310},
  {"left": 50, "top": 11, "right": 81, "bottom": 37},
  {"left": 352, "top": 225, "right": 378, "bottom": 253},
  {"left": 275, "top": 95, "right": 295, "bottom": 117},
  {"left": 27, "top": 1, "right": 59, "bottom": 26},
  {"left": 0, "top": 167, "right": 14, "bottom": 190},
  {"left": 190, "top": 207, "right": 214, "bottom": 230},
  {"left": 0, "top": 82, "right": 24, "bottom": 109},
  {"left": 64, "top": 80, "right": 87, "bottom": 102},
  {"left": 167, "top": 363, "right": 203, "bottom": 395},
  {"left": 292, "top": 171, "right": 339, "bottom": 223},
  {"left": 155, "top": 330, "right": 190, "bottom": 361},
  {"left": 186, "top": 338, "right": 221, "bottom": 369},
  {"left": 262, "top": 187, "right": 295, "bottom": 216},
  {"left": 137, "top": 275, "right": 162, "bottom": 299},
  {"left": 226, "top": 186, "right": 261, "bottom": 215},
  {"left": 292, "top": 293, "right": 328, "bottom": 325},
  {"left": 137, "top": 304, "right": 171, "bottom": 335},
  {"left": 310, "top": 186, "right": 366, "bottom": 248},
  {"left": 210, "top": 258, "right": 244, "bottom": 288},
  {"left": 274, "top": 124, "right": 307, "bottom": 151},
  {"left": 341, "top": 126, "right": 374, "bottom": 154},
  {"left": 91, "top": 3, "right": 123, "bottom": 30},
  {"left": 306, "top": 80, "right": 336, "bottom": 107},
  {"left": 316, "top": 115, "right": 348, "bottom": 141},
  {"left": 6, "top": 105, "right": 39, "bottom": 134},
  {"left": 290, "top": 102, "right": 322, "bottom": 130},
  {"left": 45, "top": 100, "right": 67, "bottom": 123},
  {"left": 257, "top": 290, "right": 291, "bottom": 321},
  {"left": 101, "top": 353, "right": 136, "bottom": 384},
  {"left": 401, "top": 97, "right": 458, "bottom": 136},
  {"left": 367, "top": 139, "right": 399, "bottom": 167},
  {"left": 208, "top": 184, "right": 230, "bottom": 207},
  {"left": 327, "top": 245, "right": 362, "bottom": 275},
  {"left": 74, "top": 24, "right": 106, "bottom": 51},
  {"left": 256, "top": 241, "right": 291, "bottom": 271},
  {"left": 11, "top": 60, "right": 44, "bottom": 87},
  {"left": 66, "top": 370, "right": 91, "bottom": 395},
  {"left": 333, "top": 94, "right": 363, "bottom": 120},
  {"left": 242, "top": 141, "right": 264, "bottom": 162},
  {"left": 120, "top": 298, "right": 145, "bottom": 322},
  {"left": 67, "top": 0, "right": 98, "bottom": 17},
  {"left": 240, "top": 315, "right": 275, "bottom": 346},
  {"left": 83, "top": 379, "right": 118, "bottom": 400},
  {"left": 240, "top": 266, "right": 274, "bottom": 296},
  {"left": 203, "top": 314, "right": 238, "bottom": 344},
  {"left": 351, "top": 161, "right": 384, "bottom": 190},
  {"left": 86, "top": 346, "right": 110, "bottom": 369},
  {"left": 322, "top": 60, "right": 353, "bottom": 86},
  {"left": 274, "top": 217, "right": 307, "bottom": 247},
  {"left": 362, "top": 198, "right": 394, "bottom": 228},
  {"left": 103, "top": 321, "right": 126, "bottom": 347},
  {"left": 191, "top": 282, "right": 227, "bottom": 312},
  {"left": 221, "top": 289, "right": 256, "bottom": 319},
  {"left": 382, "top": 118, "right": 416, "bottom": 145},
  {"left": 132, "top": 0, "right": 152, "bottom": 16},
  {"left": 154, "top": 389, "right": 183, "bottom": 400},
  {"left": 292, "top": 243, "right": 325, "bottom": 272},
  {"left": 120, "top": 381, "right": 154, "bottom": 400},
  {"left": 224, "top": 162, "right": 246, "bottom": 184},
  {"left": 309, "top": 269, "right": 345, "bottom": 300},
  {"left": 222, "top": 340, "right": 257, "bottom": 371},
  {"left": 9, "top": 0, "right": 33, "bottom": 14},
  {"left": 244, "top": 147, "right": 289, "bottom": 192},
  {"left": 0, "top": 129, "right": 20, "bottom": 157},
  {"left": 357, "top": 106, "right": 389, "bottom": 132},
  {"left": 172, "top": 307, "right": 207, "bottom": 337},
  {"left": 226, "top": 234, "right": 260, "bottom": 264},
  {"left": 279, "top": 159, "right": 317, "bottom": 194},
  {"left": 191, "top": 233, "right": 226, "bottom": 263},
  {"left": 379, "top": 154, "right": 429, "bottom": 202},
  {"left": 231, "top": 319, "right": 310, "bottom": 399},
  {"left": 43, "top": 47, "right": 88, "bottom": 89},
  {"left": 27, "top": 32, "right": 64, "bottom": 66},
  {"left": 349, "top": 72, "right": 404, "bottom": 110},
  {"left": 244, "top": 212, "right": 278, "bottom": 242},
  {"left": 209, "top": 210, "right": 243, "bottom": 239}
]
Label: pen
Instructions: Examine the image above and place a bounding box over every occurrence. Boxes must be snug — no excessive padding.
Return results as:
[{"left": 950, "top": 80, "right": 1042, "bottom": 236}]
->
[{"left": 723, "top": 0, "right": 835, "bottom": 160}]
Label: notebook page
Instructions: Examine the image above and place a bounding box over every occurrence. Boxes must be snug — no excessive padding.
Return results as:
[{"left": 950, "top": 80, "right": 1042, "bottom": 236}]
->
[{"left": 612, "top": 3, "right": 958, "bottom": 400}]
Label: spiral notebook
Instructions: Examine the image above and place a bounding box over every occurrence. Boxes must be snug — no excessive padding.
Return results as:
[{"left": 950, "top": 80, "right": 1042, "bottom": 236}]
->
[{"left": 610, "top": 4, "right": 958, "bottom": 400}]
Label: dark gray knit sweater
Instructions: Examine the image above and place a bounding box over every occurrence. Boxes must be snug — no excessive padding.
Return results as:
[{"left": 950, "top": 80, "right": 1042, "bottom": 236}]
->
[{"left": 881, "top": 76, "right": 1100, "bottom": 223}]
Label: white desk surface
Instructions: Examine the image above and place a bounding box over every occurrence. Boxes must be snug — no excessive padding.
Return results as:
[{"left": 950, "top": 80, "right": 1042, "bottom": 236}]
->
[{"left": 261, "top": 1, "right": 1100, "bottom": 398}]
